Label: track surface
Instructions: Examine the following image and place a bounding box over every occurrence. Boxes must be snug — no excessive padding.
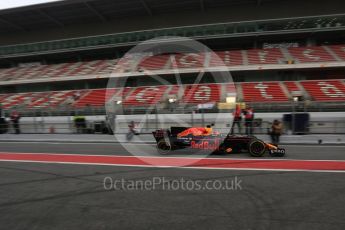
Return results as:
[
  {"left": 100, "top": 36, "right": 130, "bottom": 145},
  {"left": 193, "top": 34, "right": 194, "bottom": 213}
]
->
[
  {"left": 0, "top": 142, "right": 344, "bottom": 230},
  {"left": 1, "top": 142, "right": 345, "bottom": 160}
]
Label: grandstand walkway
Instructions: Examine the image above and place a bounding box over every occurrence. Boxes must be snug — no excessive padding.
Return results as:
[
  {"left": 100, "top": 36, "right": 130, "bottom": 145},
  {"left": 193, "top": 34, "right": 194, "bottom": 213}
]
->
[{"left": 0, "top": 134, "right": 344, "bottom": 145}]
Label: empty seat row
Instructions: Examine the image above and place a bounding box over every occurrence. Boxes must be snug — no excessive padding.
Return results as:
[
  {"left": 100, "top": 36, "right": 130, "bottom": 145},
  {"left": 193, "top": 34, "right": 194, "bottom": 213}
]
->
[
  {"left": 1, "top": 44, "right": 345, "bottom": 82},
  {"left": 0, "top": 80, "right": 344, "bottom": 109}
]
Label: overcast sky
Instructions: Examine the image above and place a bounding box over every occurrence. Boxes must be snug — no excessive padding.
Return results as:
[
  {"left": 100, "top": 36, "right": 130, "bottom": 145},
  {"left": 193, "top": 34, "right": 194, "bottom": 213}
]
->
[{"left": 0, "top": 0, "right": 62, "bottom": 10}]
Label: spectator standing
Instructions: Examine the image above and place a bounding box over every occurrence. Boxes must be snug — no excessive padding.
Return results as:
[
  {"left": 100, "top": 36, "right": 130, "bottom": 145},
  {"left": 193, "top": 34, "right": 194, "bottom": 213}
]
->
[
  {"left": 243, "top": 106, "right": 254, "bottom": 135},
  {"left": 270, "top": 120, "right": 283, "bottom": 144},
  {"left": 231, "top": 104, "right": 242, "bottom": 134},
  {"left": 10, "top": 110, "right": 21, "bottom": 134}
]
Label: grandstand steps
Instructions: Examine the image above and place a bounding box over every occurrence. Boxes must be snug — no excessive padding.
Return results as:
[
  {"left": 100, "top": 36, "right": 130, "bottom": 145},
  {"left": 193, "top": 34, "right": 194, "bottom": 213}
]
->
[
  {"left": 328, "top": 45, "right": 345, "bottom": 61},
  {"left": 281, "top": 48, "right": 298, "bottom": 64},
  {"left": 164, "top": 85, "right": 181, "bottom": 102},
  {"left": 324, "top": 46, "right": 343, "bottom": 62},
  {"left": 235, "top": 83, "right": 243, "bottom": 102},
  {"left": 279, "top": 82, "right": 291, "bottom": 100},
  {"left": 241, "top": 50, "right": 249, "bottom": 65},
  {"left": 204, "top": 52, "right": 211, "bottom": 68},
  {"left": 295, "top": 81, "right": 311, "bottom": 100},
  {"left": 284, "top": 81, "right": 310, "bottom": 100}
]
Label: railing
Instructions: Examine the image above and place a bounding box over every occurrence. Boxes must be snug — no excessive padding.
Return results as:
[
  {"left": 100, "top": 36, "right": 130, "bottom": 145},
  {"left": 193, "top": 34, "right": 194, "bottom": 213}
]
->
[{"left": 1, "top": 14, "right": 345, "bottom": 57}]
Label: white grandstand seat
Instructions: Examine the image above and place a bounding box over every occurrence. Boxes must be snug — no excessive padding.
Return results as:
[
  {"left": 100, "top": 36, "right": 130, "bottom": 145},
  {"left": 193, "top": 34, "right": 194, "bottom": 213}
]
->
[{"left": 137, "top": 55, "right": 170, "bottom": 71}]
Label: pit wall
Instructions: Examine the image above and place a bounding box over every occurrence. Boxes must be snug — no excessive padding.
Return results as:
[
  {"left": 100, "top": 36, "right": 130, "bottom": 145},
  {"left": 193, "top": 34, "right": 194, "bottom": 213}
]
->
[{"left": 4, "top": 112, "right": 345, "bottom": 134}]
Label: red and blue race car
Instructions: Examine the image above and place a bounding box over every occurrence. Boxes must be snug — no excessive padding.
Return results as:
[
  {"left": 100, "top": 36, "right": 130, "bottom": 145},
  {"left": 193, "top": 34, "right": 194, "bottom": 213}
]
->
[{"left": 152, "top": 126, "right": 285, "bottom": 157}]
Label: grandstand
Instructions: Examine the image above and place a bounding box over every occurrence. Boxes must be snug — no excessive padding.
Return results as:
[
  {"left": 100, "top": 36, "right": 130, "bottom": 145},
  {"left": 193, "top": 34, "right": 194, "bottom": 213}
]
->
[{"left": 0, "top": 0, "right": 344, "bottom": 133}]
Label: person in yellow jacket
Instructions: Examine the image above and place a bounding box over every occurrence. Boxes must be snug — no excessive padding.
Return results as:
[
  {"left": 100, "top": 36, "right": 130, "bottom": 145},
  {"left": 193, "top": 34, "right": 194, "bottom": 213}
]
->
[{"left": 73, "top": 115, "right": 86, "bottom": 134}]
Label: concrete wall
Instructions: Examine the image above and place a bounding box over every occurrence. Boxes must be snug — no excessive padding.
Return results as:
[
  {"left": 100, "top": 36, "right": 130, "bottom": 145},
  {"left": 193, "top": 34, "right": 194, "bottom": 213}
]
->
[{"left": 0, "top": 0, "right": 344, "bottom": 45}]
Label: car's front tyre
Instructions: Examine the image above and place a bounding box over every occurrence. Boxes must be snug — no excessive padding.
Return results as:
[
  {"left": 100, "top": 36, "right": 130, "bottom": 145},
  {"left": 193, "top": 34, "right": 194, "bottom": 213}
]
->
[{"left": 248, "top": 139, "right": 266, "bottom": 157}]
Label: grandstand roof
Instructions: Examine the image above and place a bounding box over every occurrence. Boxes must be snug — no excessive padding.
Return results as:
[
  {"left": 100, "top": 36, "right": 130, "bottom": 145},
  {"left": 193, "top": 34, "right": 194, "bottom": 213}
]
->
[{"left": 0, "top": 0, "right": 280, "bottom": 32}]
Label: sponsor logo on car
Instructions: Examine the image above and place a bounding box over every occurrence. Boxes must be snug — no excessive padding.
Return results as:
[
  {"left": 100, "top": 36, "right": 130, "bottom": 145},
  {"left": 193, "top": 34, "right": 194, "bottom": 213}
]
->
[{"left": 191, "top": 139, "right": 221, "bottom": 150}]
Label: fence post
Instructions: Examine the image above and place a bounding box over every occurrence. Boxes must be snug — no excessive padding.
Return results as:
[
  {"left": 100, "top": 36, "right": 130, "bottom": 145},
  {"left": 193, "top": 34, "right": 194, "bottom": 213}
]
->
[
  {"left": 145, "top": 113, "right": 148, "bottom": 131},
  {"left": 155, "top": 106, "right": 158, "bottom": 130},
  {"left": 191, "top": 111, "right": 194, "bottom": 127},
  {"left": 201, "top": 109, "right": 205, "bottom": 127}
]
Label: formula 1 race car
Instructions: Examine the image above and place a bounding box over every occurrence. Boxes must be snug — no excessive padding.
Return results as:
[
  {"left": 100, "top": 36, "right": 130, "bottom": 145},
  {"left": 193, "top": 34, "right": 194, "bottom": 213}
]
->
[{"left": 152, "top": 126, "right": 285, "bottom": 157}]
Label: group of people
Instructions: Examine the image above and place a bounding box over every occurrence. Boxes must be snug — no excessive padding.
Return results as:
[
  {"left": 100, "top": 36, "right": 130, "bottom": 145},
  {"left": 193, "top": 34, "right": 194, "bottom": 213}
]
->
[
  {"left": 230, "top": 104, "right": 283, "bottom": 144},
  {"left": 231, "top": 104, "right": 255, "bottom": 136}
]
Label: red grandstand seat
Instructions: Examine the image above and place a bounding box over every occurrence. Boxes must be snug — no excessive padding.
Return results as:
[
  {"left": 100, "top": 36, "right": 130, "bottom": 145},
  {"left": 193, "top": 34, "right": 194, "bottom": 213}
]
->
[
  {"left": 123, "top": 86, "right": 168, "bottom": 105},
  {"left": 241, "top": 82, "right": 288, "bottom": 102},
  {"left": 246, "top": 48, "right": 284, "bottom": 65},
  {"left": 209, "top": 50, "right": 244, "bottom": 66},
  {"left": 74, "top": 89, "right": 108, "bottom": 107},
  {"left": 137, "top": 55, "right": 170, "bottom": 71},
  {"left": 287, "top": 46, "right": 335, "bottom": 63},
  {"left": 182, "top": 84, "right": 220, "bottom": 104},
  {"left": 0, "top": 59, "right": 117, "bottom": 82},
  {"left": 300, "top": 80, "right": 345, "bottom": 101}
]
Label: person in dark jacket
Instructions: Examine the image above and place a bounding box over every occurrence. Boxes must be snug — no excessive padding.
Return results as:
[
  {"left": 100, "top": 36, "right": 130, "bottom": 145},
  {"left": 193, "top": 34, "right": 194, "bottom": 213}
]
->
[
  {"left": 10, "top": 110, "right": 20, "bottom": 134},
  {"left": 270, "top": 120, "right": 283, "bottom": 144}
]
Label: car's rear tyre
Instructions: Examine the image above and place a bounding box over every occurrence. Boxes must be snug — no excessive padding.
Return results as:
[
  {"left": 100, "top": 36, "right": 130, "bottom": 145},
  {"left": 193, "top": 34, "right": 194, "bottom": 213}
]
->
[
  {"left": 157, "top": 139, "right": 171, "bottom": 155},
  {"left": 248, "top": 139, "right": 266, "bottom": 157}
]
